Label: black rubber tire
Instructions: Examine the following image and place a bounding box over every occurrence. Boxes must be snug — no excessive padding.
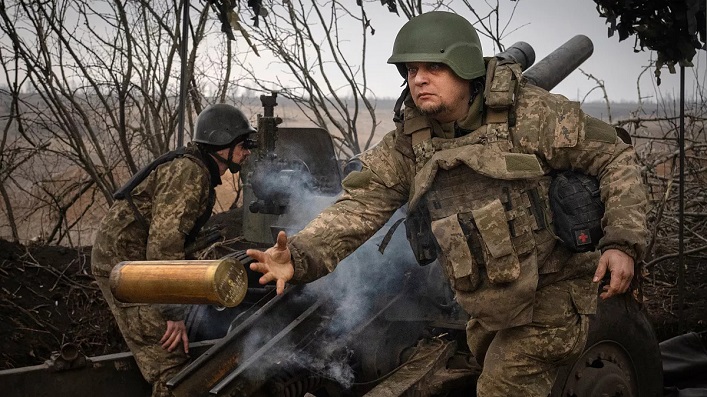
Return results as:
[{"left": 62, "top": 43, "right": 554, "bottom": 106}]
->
[{"left": 551, "top": 292, "right": 663, "bottom": 397}]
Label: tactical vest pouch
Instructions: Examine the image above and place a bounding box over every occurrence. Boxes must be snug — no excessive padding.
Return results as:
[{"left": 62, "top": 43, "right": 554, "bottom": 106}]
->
[
  {"left": 549, "top": 171, "right": 605, "bottom": 253},
  {"left": 485, "top": 62, "right": 518, "bottom": 109},
  {"left": 454, "top": 253, "right": 538, "bottom": 331},
  {"left": 404, "top": 204, "right": 437, "bottom": 266},
  {"left": 471, "top": 199, "right": 520, "bottom": 284},
  {"left": 430, "top": 214, "right": 480, "bottom": 292}
]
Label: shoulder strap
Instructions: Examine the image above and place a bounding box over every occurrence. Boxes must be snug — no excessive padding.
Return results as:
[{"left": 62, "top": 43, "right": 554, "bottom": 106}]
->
[
  {"left": 112, "top": 147, "right": 187, "bottom": 230},
  {"left": 113, "top": 147, "right": 187, "bottom": 200},
  {"left": 483, "top": 58, "right": 523, "bottom": 143}
]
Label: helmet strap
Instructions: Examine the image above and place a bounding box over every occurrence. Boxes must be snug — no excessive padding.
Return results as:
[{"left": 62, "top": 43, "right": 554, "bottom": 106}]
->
[
  {"left": 393, "top": 85, "right": 410, "bottom": 124},
  {"left": 471, "top": 78, "right": 484, "bottom": 97},
  {"left": 212, "top": 145, "right": 241, "bottom": 174}
]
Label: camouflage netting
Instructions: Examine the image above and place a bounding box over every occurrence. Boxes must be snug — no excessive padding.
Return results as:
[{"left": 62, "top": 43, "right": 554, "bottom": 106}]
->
[{"left": 594, "top": 0, "right": 706, "bottom": 82}]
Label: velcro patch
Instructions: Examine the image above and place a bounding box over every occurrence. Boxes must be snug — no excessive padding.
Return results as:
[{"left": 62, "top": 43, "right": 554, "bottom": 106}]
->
[{"left": 574, "top": 229, "right": 592, "bottom": 246}]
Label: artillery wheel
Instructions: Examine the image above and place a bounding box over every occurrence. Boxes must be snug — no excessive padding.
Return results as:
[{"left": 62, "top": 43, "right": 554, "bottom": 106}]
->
[{"left": 551, "top": 291, "right": 663, "bottom": 397}]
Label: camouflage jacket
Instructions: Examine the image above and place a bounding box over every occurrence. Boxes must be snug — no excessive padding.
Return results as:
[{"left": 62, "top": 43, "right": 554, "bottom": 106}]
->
[
  {"left": 91, "top": 146, "right": 219, "bottom": 318},
  {"left": 288, "top": 77, "right": 648, "bottom": 322}
]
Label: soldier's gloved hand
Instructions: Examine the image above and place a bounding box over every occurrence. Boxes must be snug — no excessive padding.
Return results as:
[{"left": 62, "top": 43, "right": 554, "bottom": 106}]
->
[
  {"left": 247, "top": 231, "right": 294, "bottom": 295},
  {"left": 593, "top": 248, "right": 634, "bottom": 300},
  {"left": 160, "top": 320, "right": 189, "bottom": 353}
]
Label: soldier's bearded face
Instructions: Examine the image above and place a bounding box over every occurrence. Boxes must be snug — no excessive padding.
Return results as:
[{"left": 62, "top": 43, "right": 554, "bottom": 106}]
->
[{"left": 406, "top": 62, "right": 471, "bottom": 123}]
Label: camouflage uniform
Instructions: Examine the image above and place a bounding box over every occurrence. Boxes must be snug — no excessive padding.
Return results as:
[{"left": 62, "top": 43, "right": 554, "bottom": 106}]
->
[
  {"left": 91, "top": 145, "right": 218, "bottom": 397},
  {"left": 287, "top": 65, "right": 648, "bottom": 396}
]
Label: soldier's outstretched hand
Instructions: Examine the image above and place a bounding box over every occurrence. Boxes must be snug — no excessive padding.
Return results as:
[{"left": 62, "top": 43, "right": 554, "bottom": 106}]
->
[
  {"left": 247, "top": 231, "right": 294, "bottom": 295},
  {"left": 593, "top": 248, "right": 635, "bottom": 300}
]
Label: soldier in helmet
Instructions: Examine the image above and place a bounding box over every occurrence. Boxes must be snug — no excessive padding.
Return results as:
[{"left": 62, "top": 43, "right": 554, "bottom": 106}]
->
[
  {"left": 91, "top": 103, "right": 255, "bottom": 397},
  {"left": 247, "top": 11, "right": 648, "bottom": 397}
]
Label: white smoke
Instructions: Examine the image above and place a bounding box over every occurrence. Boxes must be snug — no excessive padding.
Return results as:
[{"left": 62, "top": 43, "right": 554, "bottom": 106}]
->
[
  {"left": 230, "top": 205, "right": 421, "bottom": 391},
  {"left": 236, "top": 157, "right": 425, "bottom": 391}
]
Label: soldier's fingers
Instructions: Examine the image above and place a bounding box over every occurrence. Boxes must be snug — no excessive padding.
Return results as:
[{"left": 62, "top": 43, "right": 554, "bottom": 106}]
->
[
  {"left": 593, "top": 255, "right": 609, "bottom": 283},
  {"left": 246, "top": 249, "right": 265, "bottom": 263},
  {"left": 249, "top": 261, "right": 269, "bottom": 274},
  {"left": 159, "top": 325, "right": 173, "bottom": 344},
  {"left": 167, "top": 335, "right": 181, "bottom": 352},
  {"left": 259, "top": 272, "right": 275, "bottom": 285},
  {"left": 276, "top": 231, "right": 288, "bottom": 250},
  {"left": 181, "top": 331, "right": 189, "bottom": 354},
  {"left": 605, "top": 272, "right": 625, "bottom": 299},
  {"left": 276, "top": 279, "right": 286, "bottom": 295},
  {"left": 161, "top": 331, "right": 177, "bottom": 350},
  {"left": 167, "top": 338, "right": 180, "bottom": 352}
]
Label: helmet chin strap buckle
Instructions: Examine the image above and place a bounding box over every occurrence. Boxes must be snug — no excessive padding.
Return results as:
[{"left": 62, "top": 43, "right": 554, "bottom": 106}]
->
[{"left": 213, "top": 145, "right": 241, "bottom": 174}]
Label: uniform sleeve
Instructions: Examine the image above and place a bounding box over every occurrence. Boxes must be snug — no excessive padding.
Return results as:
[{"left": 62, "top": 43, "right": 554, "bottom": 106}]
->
[
  {"left": 156, "top": 304, "right": 189, "bottom": 321},
  {"left": 289, "top": 131, "right": 413, "bottom": 283},
  {"left": 146, "top": 157, "right": 211, "bottom": 261},
  {"left": 517, "top": 88, "right": 648, "bottom": 260}
]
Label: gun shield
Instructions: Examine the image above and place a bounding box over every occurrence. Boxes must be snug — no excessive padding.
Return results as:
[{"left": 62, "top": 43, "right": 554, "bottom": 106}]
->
[{"left": 109, "top": 257, "right": 248, "bottom": 307}]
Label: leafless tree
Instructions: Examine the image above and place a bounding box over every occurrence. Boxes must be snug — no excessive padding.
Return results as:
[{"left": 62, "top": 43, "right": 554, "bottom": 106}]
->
[
  {"left": 0, "top": 0, "right": 219, "bottom": 244},
  {"left": 614, "top": 66, "right": 707, "bottom": 269},
  {"left": 0, "top": 0, "right": 555, "bottom": 244},
  {"left": 226, "top": 0, "right": 515, "bottom": 158}
]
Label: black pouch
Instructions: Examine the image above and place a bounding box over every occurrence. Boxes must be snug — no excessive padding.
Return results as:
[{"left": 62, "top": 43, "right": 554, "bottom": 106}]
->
[
  {"left": 405, "top": 204, "right": 438, "bottom": 266},
  {"left": 549, "top": 171, "right": 605, "bottom": 252}
]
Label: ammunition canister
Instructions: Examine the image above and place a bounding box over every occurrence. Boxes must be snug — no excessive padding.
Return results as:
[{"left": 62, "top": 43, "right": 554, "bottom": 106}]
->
[{"left": 109, "top": 257, "right": 248, "bottom": 307}]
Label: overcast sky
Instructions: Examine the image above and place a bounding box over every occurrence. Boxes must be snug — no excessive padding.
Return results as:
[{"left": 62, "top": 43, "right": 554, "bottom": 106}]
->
[
  {"left": 361, "top": 1, "right": 705, "bottom": 103},
  {"left": 3, "top": 1, "right": 703, "bottom": 104}
]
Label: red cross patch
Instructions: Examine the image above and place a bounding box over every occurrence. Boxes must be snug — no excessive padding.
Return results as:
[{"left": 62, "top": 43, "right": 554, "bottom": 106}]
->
[{"left": 575, "top": 229, "right": 591, "bottom": 245}]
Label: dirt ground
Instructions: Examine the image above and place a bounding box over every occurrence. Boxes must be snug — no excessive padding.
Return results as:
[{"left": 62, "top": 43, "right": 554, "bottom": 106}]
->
[
  {"left": 0, "top": 239, "right": 125, "bottom": 369},
  {"left": 642, "top": 253, "right": 707, "bottom": 342},
  {"left": 1, "top": 236, "right": 706, "bottom": 370}
]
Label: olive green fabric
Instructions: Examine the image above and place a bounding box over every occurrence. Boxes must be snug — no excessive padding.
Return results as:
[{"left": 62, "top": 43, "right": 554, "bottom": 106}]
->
[
  {"left": 585, "top": 115, "right": 619, "bottom": 143},
  {"left": 387, "top": 11, "right": 485, "bottom": 80}
]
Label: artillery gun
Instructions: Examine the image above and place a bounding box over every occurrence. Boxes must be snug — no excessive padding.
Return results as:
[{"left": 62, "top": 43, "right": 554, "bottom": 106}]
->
[{"left": 0, "top": 36, "right": 663, "bottom": 397}]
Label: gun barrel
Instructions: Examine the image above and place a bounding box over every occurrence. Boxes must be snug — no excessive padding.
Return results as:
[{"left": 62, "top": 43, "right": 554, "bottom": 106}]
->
[
  {"left": 523, "top": 34, "right": 594, "bottom": 91},
  {"left": 496, "top": 41, "right": 536, "bottom": 71},
  {"left": 109, "top": 258, "right": 248, "bottom": 307}
]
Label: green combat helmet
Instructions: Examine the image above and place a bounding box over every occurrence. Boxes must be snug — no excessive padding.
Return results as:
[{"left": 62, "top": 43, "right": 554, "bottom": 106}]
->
[{"left": 387, "top": 11, "right": 485, "bottom": 81}]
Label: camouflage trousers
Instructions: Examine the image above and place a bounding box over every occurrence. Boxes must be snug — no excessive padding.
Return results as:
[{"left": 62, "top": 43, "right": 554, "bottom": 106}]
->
[
  {"left": 466, "top": 278, "right": 591, "bottom": 397},
  {"left": 95, "top": 276, "right": 189, "bottom": 397}
]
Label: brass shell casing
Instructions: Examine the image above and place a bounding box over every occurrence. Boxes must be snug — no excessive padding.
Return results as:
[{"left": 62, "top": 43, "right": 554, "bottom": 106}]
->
[{"left": 109, "top": 257, "right": 248, "bottom": 307}]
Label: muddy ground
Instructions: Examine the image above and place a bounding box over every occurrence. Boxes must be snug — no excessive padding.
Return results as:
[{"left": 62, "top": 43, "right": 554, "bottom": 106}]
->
[
  {"left": 1, "top": 237, "right": 706, "bottom": 370},
  {"left": 0, "top": 239, "right": 124, "bottom": 369}
]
